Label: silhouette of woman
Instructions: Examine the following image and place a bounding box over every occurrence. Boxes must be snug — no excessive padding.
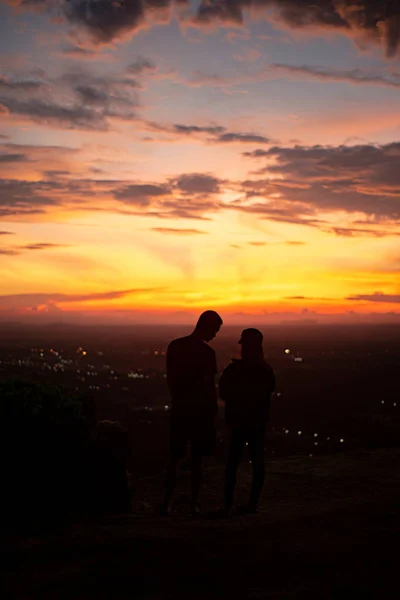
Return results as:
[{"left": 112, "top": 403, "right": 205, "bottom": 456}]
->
[{"left": 218, "top": 328, "right": 275, "bottom": 516}]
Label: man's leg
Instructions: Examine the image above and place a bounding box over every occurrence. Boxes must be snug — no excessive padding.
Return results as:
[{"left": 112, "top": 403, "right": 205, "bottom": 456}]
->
[
  {"left": 161, "top": 412, "right": 186, "bottom": 514},
  {"left": 247, "top": 428, "right": 266, "bottom": 510},
  {"left": 190, "top": 453, "right": 203, "bottom": 513},
  {"left": 161, "top": 456, "right": 179, "bottom": 514},
  {"left": 225, "top": 428, "right": 245, "bottom": 510}
]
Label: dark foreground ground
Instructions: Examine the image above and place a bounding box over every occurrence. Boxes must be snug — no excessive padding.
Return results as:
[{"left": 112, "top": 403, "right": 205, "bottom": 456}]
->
[{"left": 2, "top": 448, "right": 400, "bottom": 599}]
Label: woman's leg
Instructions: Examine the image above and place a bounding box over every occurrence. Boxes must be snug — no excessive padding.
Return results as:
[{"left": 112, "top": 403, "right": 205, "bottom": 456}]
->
[
  {"left": 247, "top": 427, "right": 266, "bottom": 509},
  {"left": 224, "top": 428, "right": 245, "bottom": 509}
]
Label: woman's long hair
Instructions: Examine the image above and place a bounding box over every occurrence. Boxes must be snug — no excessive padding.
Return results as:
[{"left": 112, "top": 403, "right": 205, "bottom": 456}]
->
[{"left": 241, "top": 341, "right": 264, "bottom": 363}]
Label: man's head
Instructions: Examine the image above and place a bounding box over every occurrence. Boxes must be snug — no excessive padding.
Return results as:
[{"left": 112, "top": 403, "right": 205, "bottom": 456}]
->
[{"left": 195, "top": 310, "right": 223, "bottom": 342}]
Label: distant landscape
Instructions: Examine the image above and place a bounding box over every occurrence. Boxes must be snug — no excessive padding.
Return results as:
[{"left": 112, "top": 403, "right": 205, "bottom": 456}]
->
[{"left": 2, "top": 322, "right": 399, "bottom": 478}]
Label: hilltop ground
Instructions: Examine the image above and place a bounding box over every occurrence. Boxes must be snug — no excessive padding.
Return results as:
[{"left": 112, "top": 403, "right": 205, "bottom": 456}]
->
[{"left": 2, "top": 448, "right": 400, "bottom": 599}]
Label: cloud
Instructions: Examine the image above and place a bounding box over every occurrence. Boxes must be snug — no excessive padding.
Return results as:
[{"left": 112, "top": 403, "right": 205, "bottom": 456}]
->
[
  {"left": 0, "top": 74, "right": 46, "bottom": 92},
  {"left": 59, "top": 44, "right": 105, "bottom": 60},
  {"left": 0, "top": 153, "right": 28, "bottom": 163},
  {"left": 0, "top": 248, "right": 19, "bottom": 255},
  {"left": 0, "top": 69, "right": 140, "bottom": 130},
  {"left": 242, "top": 142, "right": 400, "bottom": 222},
  {"left": 0, "top": 287, "right": 165, "bottom": 310},
  {"left": 269, "top": 63, "right": 400, "bottom": 89},
  {"left": 0, "top": 178, "right": 60, "bottom": 217},
  {"left": 22, "top": 243, "right": 67, "bottom": 251},
  {"left": 217, "top": 132, "right": 270, "bottom": 144},
  {"left": 148, "top": 122, "right": 271, "bottom": 145},
  {"left": 172, "top": 173, "right": 222, "bottom": 195},
  {"left": 7, "top": 0, "right": 400, "bottom": 59},
  {"left": 114, "top": 183, "right": 170, "bottom": 206},
  {"left": 190, "top": 0, "right": 400, "bottom": 59},
  {"left": 248, "top": 241, "right": 267, "bottom": 246},
  {"left": 0, "top": 241, "right": 67, "bottom": 255},
  {"left": 325, "top": 226, "right": 393, "bottom": 237},
  {"left": 0, "top": 231, "right": 14, "bottom": 235},
  {"left": 127, "top": 56, "right": 158, "bottom": 75},
  {"left": 347, "top": 293, "right": 400, "bottom": 303},
  {"left": 151, "top": 227, "right": 207, "bottom": 234}
]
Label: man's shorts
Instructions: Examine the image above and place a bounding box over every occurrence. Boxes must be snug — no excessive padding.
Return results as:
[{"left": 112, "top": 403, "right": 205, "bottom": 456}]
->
[{"left": 169, "top": 410, "right": 216, "bottom": 460}]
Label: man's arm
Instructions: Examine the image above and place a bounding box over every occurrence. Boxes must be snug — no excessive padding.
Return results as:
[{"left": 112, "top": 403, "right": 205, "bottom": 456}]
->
[
  {"left": 204, "top": 350, "right": 218, "bottom": 415},
  {"left": 166, "top": 342, "right": 178, "bottom": 397}
]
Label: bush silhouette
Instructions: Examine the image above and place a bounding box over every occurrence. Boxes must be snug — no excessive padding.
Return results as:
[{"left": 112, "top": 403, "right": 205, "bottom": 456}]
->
[{"left": 0, "top": 379, "right": 131, "bottom": 532}]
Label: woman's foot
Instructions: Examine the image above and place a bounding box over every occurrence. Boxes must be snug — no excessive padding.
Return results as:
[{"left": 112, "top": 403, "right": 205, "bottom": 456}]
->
[
  {"left": 208, "top": 506, "right": 232, "bottom": 519},
  {"left": 237, "top": 504, "right": 258, "bottom": 515},
  {"left": 190, "top": 502, "right": 202, "bottom": 518},
  {"left": 159, "top": 503, "right": 171, "bottom": 517}
]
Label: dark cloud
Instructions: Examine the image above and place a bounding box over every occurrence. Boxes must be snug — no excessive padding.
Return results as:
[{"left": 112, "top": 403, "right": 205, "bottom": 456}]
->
[
  {"left": 0, "top": 179, "right": 60, "bottom": 216},
  {"left": 127, "top": 56, "right": 157, "bottom": 75},
  {"left": 172, "top": 173, "right": 222, "bottom": 195},
  {"left": 243, "top": 149, "right": 270, "bottom": 158},
  {"left": 174, "top": 123, "right": 270, "bottom": 144},
  {"left": 0, "top": 288, "right": 164, "bottom": 309},
  {"left": 0, "top": 248, "right": 19, "bottom": 255},
  {"left": 0, "top": 241, "right": 67, "bottom": 255},
  {"left": 0, "top": 153, "right": 27, "bottom": 163},
  {"left": 7, "top": 1, "right": 400, "bottom": 58},
  {"left": 60, "top": 44, "right": 102, "bottom": 59},
  {"left": 114, "top": 183, "right": 170, "bottom": 205},
  {"left": 0, "top": 231, "right": 14, "bottom": 235},
  {"left": 325, "top": 226, "right": 392, "bottom": 237},
  {"left": 173, "top": 124, "right": 226, "bottom": 136},
  {"left": 0, "top": 96, "right": 109, "bottom": 130},
  {"left": 0, "top": 75, "right": 46, "bottom": 91},
  {"left": 152, "top": 227, "right": 207, "bottom": 234},
  {"left": 0, "top": 69, "right": 139, "bottom": 130},
  {"left": 242, "top": 142, "right": 400, "bottom": 222},
  {"left": 269, "top": 63, "right": 400, "bottom": 89},
  {"left": 192, "top": 1, "right": 400, "bottom": 58},
  {"left": 22, "top": 243, "right": 66, "bottom": 251},
  {"left": 217, "top": 132, "right": 270, "bottom": 144},
  {"left": 347, "top": 293, "right": 400, "bottom": 303},
  {"left": 64, "top": 0, "right": 146, "bottom": 44}
]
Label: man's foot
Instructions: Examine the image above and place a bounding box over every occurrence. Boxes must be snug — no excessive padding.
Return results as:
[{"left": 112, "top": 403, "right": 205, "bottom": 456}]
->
[
  {"left": 190, "top": 502, "right": 202, "bottom": 518},
  {"left": 208, "top": 507, "right": 232, "bottom": 519},
  {"left": 237, "top": 504, "right": 258, "bottom": 515},
  {"left": 159, "top": 504, "right": 171, "bottom": 517}
]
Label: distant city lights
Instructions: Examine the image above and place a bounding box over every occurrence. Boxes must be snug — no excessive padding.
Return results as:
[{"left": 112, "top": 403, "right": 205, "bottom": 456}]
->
[
  {"left": 314, "top": 433, "right": 318, "bottom": 438},
  {"left": 298, "top": 431, "right": 302, "bottom": 435},
  {"left": 340, "top": 439, "right": 344, "bottom": 443}
]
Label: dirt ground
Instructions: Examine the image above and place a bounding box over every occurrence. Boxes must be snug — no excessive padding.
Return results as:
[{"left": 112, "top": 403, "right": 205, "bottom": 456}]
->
[{"left": 2, "top": 449, "right": 400, "bottom": 599}]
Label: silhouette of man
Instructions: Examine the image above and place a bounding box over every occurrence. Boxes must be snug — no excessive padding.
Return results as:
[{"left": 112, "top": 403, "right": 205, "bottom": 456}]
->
[
  {"left": 161, "top": 310, "right": 223, "bottom": 516},
  {"left": 218, "top": 328, "right": 275, "bottom": 516}
]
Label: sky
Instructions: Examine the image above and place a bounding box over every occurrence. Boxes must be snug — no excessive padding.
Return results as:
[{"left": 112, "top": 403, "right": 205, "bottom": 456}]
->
[{"left": 0, "top": 0, "right": 400, "bottom": 325}]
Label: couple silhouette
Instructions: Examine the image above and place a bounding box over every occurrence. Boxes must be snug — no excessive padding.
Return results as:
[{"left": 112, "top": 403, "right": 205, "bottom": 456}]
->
[{"left": 161, "top": 310, "right": 275, "bottom": 517}]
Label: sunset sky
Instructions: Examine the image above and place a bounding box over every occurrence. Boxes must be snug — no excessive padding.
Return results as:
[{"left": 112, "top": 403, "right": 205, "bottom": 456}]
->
[{"left": 1, "top": 0, "right": 400, "bottom": 325}]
